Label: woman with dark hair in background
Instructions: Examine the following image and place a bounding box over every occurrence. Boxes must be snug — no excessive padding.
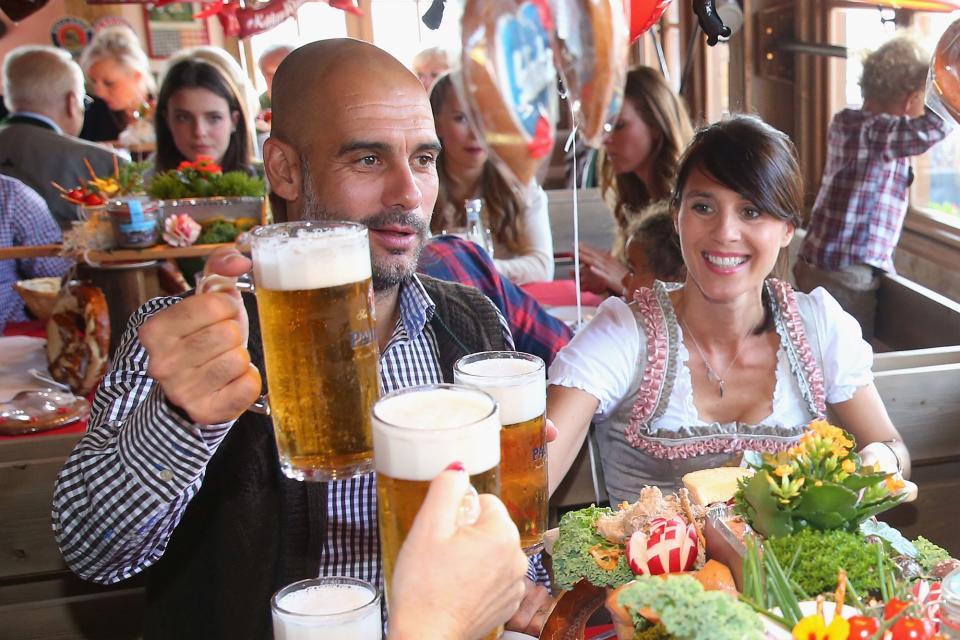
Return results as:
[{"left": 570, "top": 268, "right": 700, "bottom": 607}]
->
[
  {"left": 154, "top": 53, "right": 254, "bottom": 174},
  {"left": 546, "top": 115, "right": 911, "bottom": 505},
  {"left": 579, "top": 66, "right": 694, "bottom": 296},
  {"left": 429, "top": 72, "right": 554, "bottom": 285}
]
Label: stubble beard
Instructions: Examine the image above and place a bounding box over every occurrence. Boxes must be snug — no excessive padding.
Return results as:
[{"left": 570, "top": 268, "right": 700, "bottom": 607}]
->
[{"left": 301, "top": 174, "right": 428, "bottom": 292}]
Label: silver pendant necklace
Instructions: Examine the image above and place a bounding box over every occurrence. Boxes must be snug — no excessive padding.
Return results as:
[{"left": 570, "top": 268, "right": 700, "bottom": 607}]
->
[{"left": 679, "top": 317, "right": 752, "bottom": 398}]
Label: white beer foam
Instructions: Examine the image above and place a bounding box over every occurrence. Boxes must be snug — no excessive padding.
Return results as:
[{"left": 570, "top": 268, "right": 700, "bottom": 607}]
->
[
  {"left": 254, "top": 227, "right": 371, "bottom": 290},
  {"left": 277, "top": 583, "right": 374, "bottom": 616},
  {"left": 373, "top": 388, "right": 501, "bottom": 480},
  {"left": 456, "top": 358, "right": 545, "bottom": 425}
]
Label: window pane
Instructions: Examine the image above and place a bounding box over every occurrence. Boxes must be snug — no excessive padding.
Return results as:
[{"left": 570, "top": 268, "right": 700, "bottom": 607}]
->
[
  {"left": 249, "top": 4, "right": 348, "bottom": 94},
  {"left": 370, "top": 0, "right": 463, "bottom": 70}
]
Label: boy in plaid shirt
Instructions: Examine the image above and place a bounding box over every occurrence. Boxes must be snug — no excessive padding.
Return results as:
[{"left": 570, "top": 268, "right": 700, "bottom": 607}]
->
[{"left": 796, "top": 35, "right": 951, "bottom": 340}]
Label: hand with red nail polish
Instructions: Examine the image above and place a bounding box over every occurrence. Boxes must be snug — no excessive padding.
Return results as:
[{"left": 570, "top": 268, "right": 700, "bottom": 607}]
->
[{"left": 388, "top": 469, "right": 528, "bottom": 640}]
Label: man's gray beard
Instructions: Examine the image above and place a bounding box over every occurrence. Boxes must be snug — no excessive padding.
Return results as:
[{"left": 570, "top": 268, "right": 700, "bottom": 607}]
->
[{"left": 301, "top": 175, "right": 427, "bottom": 292}]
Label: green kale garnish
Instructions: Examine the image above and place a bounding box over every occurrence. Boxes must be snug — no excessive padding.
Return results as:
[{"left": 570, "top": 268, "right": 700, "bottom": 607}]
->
[
  {"left": 913, "top": 536, "right": 951, "bottom": 573},
  {"left": 617, "top": 575, "right": 763, "bottom": 640},
  {"left": 552, "top": 505, "right": 635, "bottom": 591}
]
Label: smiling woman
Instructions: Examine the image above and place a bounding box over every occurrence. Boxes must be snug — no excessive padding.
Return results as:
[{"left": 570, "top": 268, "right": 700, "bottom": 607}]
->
[{"left": 545, "top": 115, "right": 912, "bottom": 506}]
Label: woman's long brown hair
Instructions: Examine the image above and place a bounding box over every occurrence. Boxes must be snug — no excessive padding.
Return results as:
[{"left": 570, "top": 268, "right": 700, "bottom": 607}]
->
[
  {"left": 429, "top": 73, "right": 527, "bottom": 254},
  {"left": 600, "top": 66, "right": 693, "bottom": 236}
]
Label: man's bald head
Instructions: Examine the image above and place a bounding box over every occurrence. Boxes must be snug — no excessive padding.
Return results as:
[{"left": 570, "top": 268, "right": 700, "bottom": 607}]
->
[{"left": 271, "top": 38, "right": 425, "bottom": 150}]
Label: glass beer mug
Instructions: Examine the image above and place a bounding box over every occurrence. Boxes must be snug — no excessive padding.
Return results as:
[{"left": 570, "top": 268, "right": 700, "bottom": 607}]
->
[
  {"left": 271, "top": 576, "right": 381, "bottom": 640},
  {"left": 373, "top": 383, "right": 504, "bottom": 640},
  {"left": 200, "top": 221, "right": 380, "bottom": 481},
  {"left": 454, "top": 352, "right": 548, "bottom": 555}
]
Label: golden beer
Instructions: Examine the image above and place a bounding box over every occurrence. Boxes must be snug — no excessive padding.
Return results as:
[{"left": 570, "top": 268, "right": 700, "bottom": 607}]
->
[
  {"left": 252, "top": 222, "right": 379, "bottom": 481},
  {"left": 455, "top": 352, "right": 548, "bottom": 554},
  {"left": 373, "top": 384, "right": 503, "bottom": 640}
]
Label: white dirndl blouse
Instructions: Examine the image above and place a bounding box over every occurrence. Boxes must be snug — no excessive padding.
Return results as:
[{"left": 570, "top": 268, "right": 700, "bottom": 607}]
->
[{"left": 548, "top": 279, "right": 873, "bottom": 505}]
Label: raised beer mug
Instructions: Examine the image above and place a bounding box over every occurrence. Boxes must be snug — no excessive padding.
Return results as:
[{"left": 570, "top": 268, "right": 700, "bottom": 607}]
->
[
  {"left": 199, "top": 221, "right": 380, "bottom": 482},
  {"left": 372, "top": 383, "right": 504, "bottom": 640},
  {"left": 454, "top": 352, "right": 548, "bottom": 555}
]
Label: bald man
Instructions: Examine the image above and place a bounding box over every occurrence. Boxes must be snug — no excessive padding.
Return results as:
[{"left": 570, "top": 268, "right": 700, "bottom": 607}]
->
[{"left": 53, "top": 39, "right": 553, "bottom": 639}]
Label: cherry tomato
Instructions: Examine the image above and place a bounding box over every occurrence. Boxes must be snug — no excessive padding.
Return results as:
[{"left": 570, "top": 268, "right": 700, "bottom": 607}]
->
[
  {"left": 67, "top": 188, "right": 85, "bottom": 201},
  {"left": 847, "top": 615, "right": 880, "bottom": 639},
  {"left": 884, "top": 598, "right": 911, "bottom": 620},
  {"left": 890, "top": 616, "right": 934, "bottom": 640},
  {"left": 83, "top": 193, "right": 104, "bottom": 206}
]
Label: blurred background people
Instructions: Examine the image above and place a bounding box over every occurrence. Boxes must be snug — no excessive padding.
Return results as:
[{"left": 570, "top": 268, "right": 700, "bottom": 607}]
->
[
  {"left": 412, "top": 46, "right": 452, "bottom": 92},
  {"left": 257, "top": 43, "right": 295, "bottom": 112},
  {"left": 0, "top": 45, "right": 123, "bottom": 227},
  {"left": 154, "top": 49, "right": 256, "bottom": 174},
  {"left": 79, "top": 26, "right": 156, "bottom": 142},
  {"left": 796, "top": 35, "right": 952, "bottom": 341},
  {"left": 579, "top": 66, "right": 693, "bottom": 295},
  {"left": 0, "top": 175, "right": 73, "bottom": 333},
  {"left": 430, "top": 72, "right": 554, "bottom": 284}
]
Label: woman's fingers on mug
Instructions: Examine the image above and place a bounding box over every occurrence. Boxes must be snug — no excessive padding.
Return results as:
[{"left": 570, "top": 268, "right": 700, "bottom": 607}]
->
[
  {"left": 545, "top": 418, "right": 558, "bottom": 443},
  {"left": 411, "top": 469, "right": 472, "bottom": 539}
]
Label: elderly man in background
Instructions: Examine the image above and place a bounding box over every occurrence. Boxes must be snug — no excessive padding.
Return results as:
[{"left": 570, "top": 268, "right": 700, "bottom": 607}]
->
[
  {"left": 257, "top": 43, "right": 295, "bottom": 111},
  {"left": 53, "top": 38, "right": 554, "bottom": 639},
  {"left": 0, "top": 46, "right": 123, "bottom": 228}
]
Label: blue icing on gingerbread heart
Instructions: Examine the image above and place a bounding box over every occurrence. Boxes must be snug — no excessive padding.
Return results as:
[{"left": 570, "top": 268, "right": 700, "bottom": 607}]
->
[{"left": 495, "top": 1, "right": 557, "bottom": 141}]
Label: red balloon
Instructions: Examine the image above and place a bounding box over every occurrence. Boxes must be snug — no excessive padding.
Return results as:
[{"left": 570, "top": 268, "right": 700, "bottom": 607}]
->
[{"left": 630, "top": 0, "right": 672, "bottom": 42}]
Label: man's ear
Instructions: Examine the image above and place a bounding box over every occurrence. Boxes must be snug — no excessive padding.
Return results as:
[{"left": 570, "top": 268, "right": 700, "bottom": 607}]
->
[
  {"left": 64, "top": 92, "right": 80, "bottom": 121},
  {"left": 263, "top": 137, "right": 302, "bottom": 204}
]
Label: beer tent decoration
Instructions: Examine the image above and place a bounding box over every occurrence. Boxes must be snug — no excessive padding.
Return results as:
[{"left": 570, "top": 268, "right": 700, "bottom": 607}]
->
[
  {"left": 79, "top": 0, "right": 361, "bottom": 40},
  {"left": 552, "top": 0, "right": 630, "bottom": 148}
]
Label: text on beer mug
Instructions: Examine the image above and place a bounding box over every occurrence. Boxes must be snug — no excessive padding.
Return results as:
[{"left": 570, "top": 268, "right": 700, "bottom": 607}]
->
[
  {"left": 454, "top": 352, "right": 548, "bottom": 555},
  {"left": 271, "top": 576, "right": 381, "bottom": 640}
]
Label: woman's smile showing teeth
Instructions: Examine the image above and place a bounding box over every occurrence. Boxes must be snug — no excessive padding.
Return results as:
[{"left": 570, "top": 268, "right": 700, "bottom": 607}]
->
[{"left": 702, "top": 251, "right": 749, "bottom": 272}]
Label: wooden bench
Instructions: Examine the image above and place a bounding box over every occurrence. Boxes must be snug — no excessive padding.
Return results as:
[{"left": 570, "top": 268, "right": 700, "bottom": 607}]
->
[{"left": 0, "top": 434, "right": 144, "bottom": 640}]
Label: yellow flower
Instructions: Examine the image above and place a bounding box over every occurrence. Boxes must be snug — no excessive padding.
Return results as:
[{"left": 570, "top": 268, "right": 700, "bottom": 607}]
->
[
  {"left": 842, "top": 459, "right": 856, "bottom": 474},
  {"left": 885, "top": 475, "right": 905, "bottom": 492},
  {"left": 792, "top": 614, "right": 850, "bottom": 640},
  {"left": 774, "top": 464, "right": 793, "bottom": 478}
]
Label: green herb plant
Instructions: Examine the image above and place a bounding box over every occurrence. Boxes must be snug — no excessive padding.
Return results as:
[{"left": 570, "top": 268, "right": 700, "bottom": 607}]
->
[{"left": 734, "top": 420, "right": 906, "bottom": 538}]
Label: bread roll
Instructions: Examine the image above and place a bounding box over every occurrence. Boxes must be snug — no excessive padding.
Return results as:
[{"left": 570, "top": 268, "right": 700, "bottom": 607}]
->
[
  {"left": 46, "top": 281, "right": 110, "bottom": 397},
  {"left": 682, "top": 467, "right": 754, "bottom": 506}
]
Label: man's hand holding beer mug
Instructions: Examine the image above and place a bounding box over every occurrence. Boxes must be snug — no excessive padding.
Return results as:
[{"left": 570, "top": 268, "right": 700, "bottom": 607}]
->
[
  {"left": 139, "top": 247, "right": 261, "bottom": 427},
  {"left": 388, "top": 465, "right": 529, "bottom": 640}
]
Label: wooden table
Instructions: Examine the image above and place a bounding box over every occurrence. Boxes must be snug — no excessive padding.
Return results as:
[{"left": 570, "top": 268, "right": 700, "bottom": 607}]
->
[{"left": 0, "top": 242, "right": 232, "bottom": 262}]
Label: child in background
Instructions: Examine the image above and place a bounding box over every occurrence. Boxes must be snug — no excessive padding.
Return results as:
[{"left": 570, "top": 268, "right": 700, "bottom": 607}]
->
[
  {"left": 622, "top": 207, "right": 686, "bottom": 296},
  {"left": 796, "top": 34, "right": 952, "bottom": 341}
]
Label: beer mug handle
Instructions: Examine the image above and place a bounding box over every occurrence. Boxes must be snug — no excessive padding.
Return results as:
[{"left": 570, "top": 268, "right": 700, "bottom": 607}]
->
[
  {"left": 196, "top": 273, "right": 270, "bottom": 417},
  {"left": 456, "top": 484, "right": 481, "bottom": 528}
]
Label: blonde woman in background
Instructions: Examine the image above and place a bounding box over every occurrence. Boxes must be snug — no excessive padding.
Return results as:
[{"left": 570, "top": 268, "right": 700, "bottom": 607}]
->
[
  {"left": 412, "top": 46, "right": 452, "bottom": 92},
  {"left": 579, "top": 66, "right": 693, "bottom": 296},
  {"left": 80, "top": 26, "right": 155, "bottom": 136}
]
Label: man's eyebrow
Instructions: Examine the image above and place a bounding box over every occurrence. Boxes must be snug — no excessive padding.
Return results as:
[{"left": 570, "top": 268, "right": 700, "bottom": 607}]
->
[
  {"left": 415, "top": 141, "right": 443, "bottom": 154},
  {"left": 336, "top": 141, "right": 390, "bottom": 156}
]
